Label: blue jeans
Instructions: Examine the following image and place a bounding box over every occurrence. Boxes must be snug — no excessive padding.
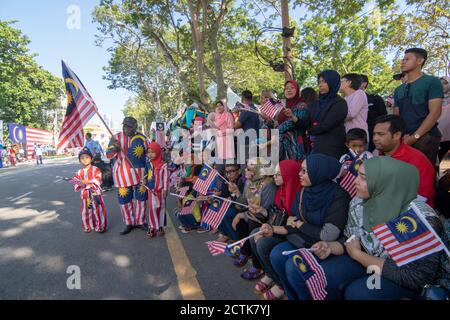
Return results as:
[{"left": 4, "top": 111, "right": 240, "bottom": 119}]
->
[
  {"left": 36, "top": 155, "right": 43, "bottom": 165},
  {"left": 284, "top": 253, "right": 419, "bottom": 300},
  {"left": 249, "top": 228, "right": 285, "bottom": 286},
  {"left": 218, "top": 206, "right": 238, "bottom": 240}
]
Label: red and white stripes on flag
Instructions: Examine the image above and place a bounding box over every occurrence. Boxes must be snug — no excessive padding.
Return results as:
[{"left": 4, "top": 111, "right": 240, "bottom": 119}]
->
[
  {"left": 58, "top": 61, "right": 98, "bottom": 150},
  {"left": 340, "top": 171, "right": 357, "bottom": 198},
  {"left": 294, "top": 248, "right": 328, "bottom": 300},
  {"left": 201, "top": 199, "right": 231, "bottom": 230},
  {"left": 178, "top": 186, "right": 190, "bottom": 198},
  {"left": 25, "top": 127, "right": 53, "bottom": 159},
  {"left": 193, "top": 165, "right": 219, "bottom": 195},
  {"left": 179, "top": 199, "right": 196, "bottom": 216},
  {"left": 206, "top": 241, "right": 228, "bottom": 256},
  {"left": 259, "top": 100, "right": 282, "bottom": 119},
  {"left": 372, "top": 210, "right": 446, "bottom": 267}
]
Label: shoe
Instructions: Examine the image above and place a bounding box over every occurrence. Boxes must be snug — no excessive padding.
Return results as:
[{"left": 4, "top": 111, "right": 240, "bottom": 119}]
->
[
  {"left": 241, "top": 267, "right": 264, "bottom": 281},
  {"left": 180, "top": 227, "right": 195, "bottom": 234},
  {"left": 196, "top": 227, "right": 209, "bottom": 234},
  {"left": 83, "top": 228, "right": 92, "bottom": 233},
  {"left": 120, "top": 225, "right": 133, "bottom": 235},
  {"left": 96, "top": 228, "right": 106, "bottom": 233},
  {"left": 233, "top": 254, "right": 249, "bottom": 267},
  {"left": 135, "top": 224, "right": 147, "bottom": 231},
  {"left": 146, "top": 228, "right": 157, "bottom": 239},
  {"left": 261, "top": 286, "right": 285, "bottom": 300}
]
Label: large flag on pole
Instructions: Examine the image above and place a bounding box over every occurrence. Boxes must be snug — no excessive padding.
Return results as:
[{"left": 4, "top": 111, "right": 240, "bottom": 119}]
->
[{"left": 57, "top": 60, "right": 98, "bottom": 150}]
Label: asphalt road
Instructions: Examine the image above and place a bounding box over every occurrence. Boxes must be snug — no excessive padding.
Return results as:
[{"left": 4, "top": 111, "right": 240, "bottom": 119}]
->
[{"left": 0, "top": 158, "right": 257, "bottom": 300}]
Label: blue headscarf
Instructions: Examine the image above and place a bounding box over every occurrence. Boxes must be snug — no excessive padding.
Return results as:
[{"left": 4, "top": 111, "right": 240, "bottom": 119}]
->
[
  {"left": 313, "top": 70, "right": 341, "bottom": 121},
  {"left": 301, "top": 154, "right": 341, "bottom": 226}
]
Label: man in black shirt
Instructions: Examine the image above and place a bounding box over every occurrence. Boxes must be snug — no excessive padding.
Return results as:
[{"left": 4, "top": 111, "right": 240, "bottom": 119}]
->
[{"left": 360, "top": 74, "right": 387, "bottom": 151}]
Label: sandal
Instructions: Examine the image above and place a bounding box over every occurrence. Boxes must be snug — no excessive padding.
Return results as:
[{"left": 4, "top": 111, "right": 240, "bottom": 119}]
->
[
  {"left": 83, "top": 228, "right": 92, "bottom": 233},
  {"left": 254, "top": 278, "right": 274, "bottom": 295},
  {"left": 262, "top": 286, "right": 285, "bottom": 301},
  {"left": 241, "top": 267, "right": 264, "bottom": 281},
  {"left": 216, "top": 233, "right": 229, "bottom": 242},
  {"left": 156, "top": 227, "right": 165, "bottom": 237},
  {"left": 146, "top": 228, "right": 157, "bottom": 239}
]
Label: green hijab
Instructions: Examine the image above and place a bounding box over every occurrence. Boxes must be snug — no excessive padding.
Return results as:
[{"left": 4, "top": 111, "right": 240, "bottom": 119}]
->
[{"left": 362, "top": 157, "right": 419, "bottom": 230}]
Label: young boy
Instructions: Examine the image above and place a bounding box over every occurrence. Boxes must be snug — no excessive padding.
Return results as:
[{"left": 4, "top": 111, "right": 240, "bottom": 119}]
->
[
  {"left": 73, "top": 148, "right": 108, "bottom": 233},
  {"left": 338, "top": 128, "right": 373, "bottom": 198},
  {"left": 144, "top": 142, "right": 169, "bottom": 238}
]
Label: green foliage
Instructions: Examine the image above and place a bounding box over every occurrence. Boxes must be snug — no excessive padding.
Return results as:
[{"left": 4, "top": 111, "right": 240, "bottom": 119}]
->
[{"left": 0, "top": 20, "right": 64, "bottom": 135}]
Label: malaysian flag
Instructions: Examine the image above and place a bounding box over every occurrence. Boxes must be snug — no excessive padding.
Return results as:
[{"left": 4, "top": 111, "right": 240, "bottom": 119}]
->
[
  {"left": 372, "top": 209, "right": 446, "bottom": 267},
  {"left": 291, "top": 248, "right": 327, "bottom": 300},
  {"left": 340, "top": 170, "right": 357, "bottom": 198},
  {"left": 62, "top": 177, "right": 82, "bottom": 187},
  {"left": 177, "top": 186, "right": 190, "bottom": 198},
  {"left": 25, "top": 127, "right": 53, "bottom": 159},
  {"left": 259, "top": 99, "right": 282, "bottom": 119},
  {"left": 179, "top": 198, "right": 196, "bottom": 216},
  {"left": 206, "top": 241, "right": 228, "bottom": 256},
  {"left": 57, "top": 60, "right": 98, "bottom": 150},
  {"left": 193, "top": 164, "right": 218, "bottom": 195},
  {"left": 201, "top": 198, "right": 231, "bottom": 230}
]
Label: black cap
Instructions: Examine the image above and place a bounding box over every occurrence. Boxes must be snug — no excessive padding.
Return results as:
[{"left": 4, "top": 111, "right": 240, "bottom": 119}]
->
[
  {"left": 78, "top": 147, "right": 93, "bottom": 160},
  {"left": 393, "top": 73, "right": 404, "bottom": 81},
  {"left": 122, "top": 116, "right": 138, "bottom": 128}
]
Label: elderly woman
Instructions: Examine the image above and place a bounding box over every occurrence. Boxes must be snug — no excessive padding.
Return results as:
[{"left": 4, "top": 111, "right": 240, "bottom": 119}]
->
[{"left": 283, "top": 157, "right": 446, "bottom": 300}]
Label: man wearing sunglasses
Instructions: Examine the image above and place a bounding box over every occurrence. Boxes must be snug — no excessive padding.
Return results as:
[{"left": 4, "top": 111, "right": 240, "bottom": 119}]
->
[{"left": 393, "top": 48, "right": 443, "bottom": 166}]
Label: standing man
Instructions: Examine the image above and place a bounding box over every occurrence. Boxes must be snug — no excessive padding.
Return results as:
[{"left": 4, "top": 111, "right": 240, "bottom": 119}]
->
[
  {"left": 360, "top": 74, "right": 387, "bottom": 151},
  {"left": 84, "top": 132, "right": 104, "bottom": 160},
  {"left": 35, "top": 144, "right": 43, "bottom": 165},
  {"left": 393, "top": 48, "right": 443, "bottom": 165},
  {"left": 107, "top": 117, "right": 150, "bottom": 235}
]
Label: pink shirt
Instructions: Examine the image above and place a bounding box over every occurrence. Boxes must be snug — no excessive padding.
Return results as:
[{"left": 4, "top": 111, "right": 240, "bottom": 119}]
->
[{"left": 344, "top": 89, "right": 369, "bottom": 136}]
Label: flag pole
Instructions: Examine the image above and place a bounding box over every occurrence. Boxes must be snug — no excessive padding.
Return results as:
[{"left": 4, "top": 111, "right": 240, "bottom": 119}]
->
[
  {"left": 210, "top": 194, "right": 249, "bottom": 208},
  {"left": 227, "top": 230, "right": 263, "bottom": 248},
  {"left": 93, "top": 108, "right": 114, "bottom": 137},
  {"left": 415, "top": 210, "right": 450, "bottom": 259}
]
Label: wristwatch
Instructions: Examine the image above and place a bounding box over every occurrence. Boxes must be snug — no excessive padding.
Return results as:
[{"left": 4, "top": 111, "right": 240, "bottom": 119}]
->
[{"left": 413, "top": 133, "right": 421, "bottom": 140}]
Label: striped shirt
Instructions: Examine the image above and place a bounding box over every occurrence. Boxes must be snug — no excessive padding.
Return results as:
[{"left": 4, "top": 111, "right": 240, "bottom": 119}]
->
[
  {"left": 106, "top": 132, "right": 148, "bottom": 187},
  {"left": 73, "top": 166, "right": 102, "bottom": 199}
]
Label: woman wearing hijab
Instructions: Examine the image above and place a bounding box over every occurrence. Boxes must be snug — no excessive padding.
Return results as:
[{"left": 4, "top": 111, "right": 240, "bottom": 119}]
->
[
  {"left": 268, "top": 154, "right": 351, "bottom": 300},
  {"left": 249, "top": 160, "right": 301, "bottom": 300},
  {"left": 145, "top": 142, "right": 169, "bottom": 238},
  {"left": 273, "top": 80, "right": 310, "bottom": 161},
  {"left": 308, "top": 70, "right": 348, "bottom": 159},
  {"left": 214, "top": 100, "right": 235, "bottom": 169},
  {"left": 285, "top": 157, "right": 446, "bottom": 300},
  {"left": 438, "top": 76, "right": 450, "bottom": 163}
]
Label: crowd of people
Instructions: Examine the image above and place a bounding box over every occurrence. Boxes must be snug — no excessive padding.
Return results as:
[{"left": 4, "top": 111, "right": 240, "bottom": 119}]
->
[{"left": 71, "top": 47, "right": 450, "bottom": 300}]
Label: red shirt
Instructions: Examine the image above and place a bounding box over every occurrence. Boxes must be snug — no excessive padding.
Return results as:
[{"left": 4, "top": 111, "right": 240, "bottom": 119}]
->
[{"left": 388, "top": 142, "right": 435, "bottom": 207}]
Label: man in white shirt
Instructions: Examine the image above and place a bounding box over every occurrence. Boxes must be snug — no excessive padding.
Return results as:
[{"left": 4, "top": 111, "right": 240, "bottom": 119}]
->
[{"left": 35, "top": 144, "right": 43, "bottom": 165}]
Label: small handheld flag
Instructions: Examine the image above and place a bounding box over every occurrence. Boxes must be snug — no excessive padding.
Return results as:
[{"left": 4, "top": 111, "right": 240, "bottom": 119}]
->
[
  {"left": 373, "top": 209, "right": 447, "bottom": 266},
  {"left": 291, "top": 248, "right": 327, "bottom": 300},
  {"left": 259, "top": 99, "right": 282, "bottom": 119},
  {"left": 201, "top": 198, "right": 231, "bottom": 230},
  {"left": 193, "top": 164, "right": 219, "bottom": 195}
]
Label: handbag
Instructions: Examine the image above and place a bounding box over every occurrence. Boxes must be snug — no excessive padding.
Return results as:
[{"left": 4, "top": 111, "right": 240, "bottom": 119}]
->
[
  {"left": 268, "top": 204, "right": 289, "bottom": 226},
  {"left": 421, "top": 284, "right": 449, "bottom": 300}
]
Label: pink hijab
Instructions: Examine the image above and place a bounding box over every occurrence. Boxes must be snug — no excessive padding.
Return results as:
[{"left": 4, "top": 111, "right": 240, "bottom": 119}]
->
[{"left": 214, "top": 100, "right": 234, "bottom": 131}]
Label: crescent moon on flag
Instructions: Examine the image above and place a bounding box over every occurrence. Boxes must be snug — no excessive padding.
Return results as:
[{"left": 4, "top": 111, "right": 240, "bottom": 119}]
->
[
  {"left": 65, "top": 78, "right": 79, "bottom": 94},
  {"left": 13, "top": 126, "right": 23, "bottom": 142},
  {"left": 293, "top": 255, "right": 307, "bottom": 273},
  {"left": 400, "top": 216, "right": 418, "bottom": 233}
]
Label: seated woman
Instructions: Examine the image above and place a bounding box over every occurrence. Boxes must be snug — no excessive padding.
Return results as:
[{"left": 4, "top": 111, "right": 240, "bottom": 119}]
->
[
  {"left": 268, "top": 154, "right": 351, "bottom": 300},
  {"left": 248, "top": 160, "right": 301, "bottom": 300},
  {"left": 231, "top": 158, "right": 278, "bottom": 274},
  {"left": 284, "top": 157, "right": 446, "bottom": 300}
]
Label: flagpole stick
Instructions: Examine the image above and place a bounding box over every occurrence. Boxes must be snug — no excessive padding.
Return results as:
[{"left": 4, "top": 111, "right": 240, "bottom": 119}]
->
[
  {"left": 210, "top": 194, "right": 249, "bottom": 208},
  {"left": 93, "top": 108, "right": 114, "bottom": 137},
  {"left": 204, "top": 162, "right": 230, "bottom": 185},
  {"left": 282, "top": 248, "right": 317, "bottom": 256},
  {"left": 227, "top": 230, "right": 263, "bottom": 248}
]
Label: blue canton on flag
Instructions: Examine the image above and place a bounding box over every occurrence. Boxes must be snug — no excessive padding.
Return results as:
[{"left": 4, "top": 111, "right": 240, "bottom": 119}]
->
[
  {"left": 373, "top": 209, "right": 446, "bottom": 266},
  {"left": 8, "top": 123, "right": 27, "bottom": 144},
  {"left": 193, "top": 164, "right": 218, "bottom": 195}
]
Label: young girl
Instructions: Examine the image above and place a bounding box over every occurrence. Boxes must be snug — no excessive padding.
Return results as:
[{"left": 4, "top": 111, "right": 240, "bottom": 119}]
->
[
  {"left": 145, "top": 142, "right": 169, "bottom": 238},
  {"left": 73, "top": 147, "right": 108, "bottom": 233}
]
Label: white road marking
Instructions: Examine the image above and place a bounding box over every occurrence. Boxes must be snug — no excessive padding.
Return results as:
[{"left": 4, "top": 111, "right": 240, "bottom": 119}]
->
[{"left": 10, "top": 192, "right": 33, "bottom": 202}]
